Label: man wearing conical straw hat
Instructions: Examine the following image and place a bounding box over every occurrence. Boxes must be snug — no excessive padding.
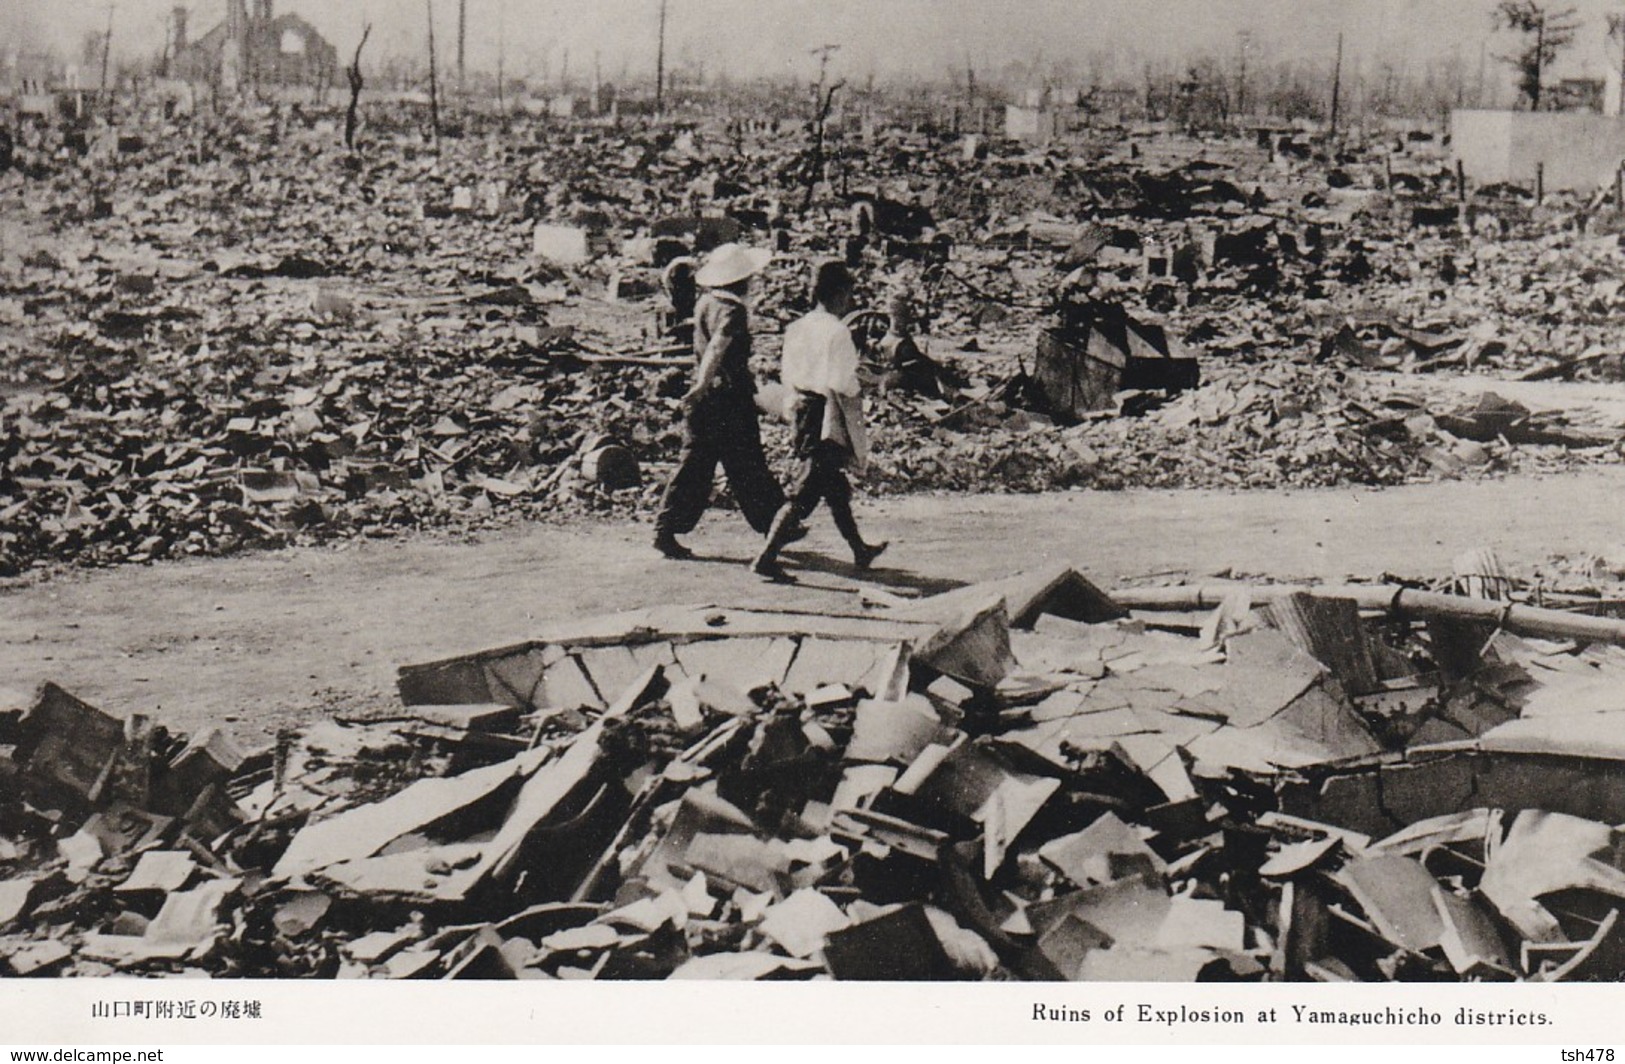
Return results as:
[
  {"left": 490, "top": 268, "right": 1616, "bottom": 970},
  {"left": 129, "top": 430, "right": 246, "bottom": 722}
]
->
[{"left": 652, "top": 243, "right": 795, "bottom": 560}]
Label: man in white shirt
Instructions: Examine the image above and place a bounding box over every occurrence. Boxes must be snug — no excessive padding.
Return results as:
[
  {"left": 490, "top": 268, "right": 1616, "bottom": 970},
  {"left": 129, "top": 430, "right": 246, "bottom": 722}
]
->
[{"left": 751, "top": 261, "right": 888, "bottom": 582}]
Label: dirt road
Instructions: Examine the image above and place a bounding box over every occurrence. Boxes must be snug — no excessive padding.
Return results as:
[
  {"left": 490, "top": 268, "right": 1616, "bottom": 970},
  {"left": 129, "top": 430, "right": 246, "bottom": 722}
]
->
[{"left": 3, "top": 468, "right": 1623, "bottom": 744}]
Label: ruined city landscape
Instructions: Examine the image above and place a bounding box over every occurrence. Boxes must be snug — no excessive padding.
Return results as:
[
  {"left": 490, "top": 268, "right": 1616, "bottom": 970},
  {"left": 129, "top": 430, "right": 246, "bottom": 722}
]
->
[{"left": 4, "top": 0, "right": 1625, "bottom": 990}]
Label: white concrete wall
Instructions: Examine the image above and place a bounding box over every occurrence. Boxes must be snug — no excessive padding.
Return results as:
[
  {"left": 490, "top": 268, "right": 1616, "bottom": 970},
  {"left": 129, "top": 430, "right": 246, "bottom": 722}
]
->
[
  {"left": 1005, "top": 104, "right": 1045, "bottom": 142},
  {"left": 1452, "top": 109, "right": 1625, "bottom": 192}
]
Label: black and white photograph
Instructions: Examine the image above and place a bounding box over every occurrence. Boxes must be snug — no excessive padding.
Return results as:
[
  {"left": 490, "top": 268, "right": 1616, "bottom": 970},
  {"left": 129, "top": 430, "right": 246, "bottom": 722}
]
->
[{"left": 3, "top": 0, "right": 1625, "bottom": 1036}]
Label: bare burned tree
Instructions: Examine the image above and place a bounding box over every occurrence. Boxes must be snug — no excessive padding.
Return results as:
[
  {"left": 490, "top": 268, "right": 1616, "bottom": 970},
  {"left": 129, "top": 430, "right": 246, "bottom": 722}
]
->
[
  {"left": 1494, "top": 1, "right": 1581, "bottom": 111},
  {"left": 345, "top": 23, "right": 372, "bottom": 151},
  {"left": 801, "top": 44, "right": 845, "bottom": 211}
]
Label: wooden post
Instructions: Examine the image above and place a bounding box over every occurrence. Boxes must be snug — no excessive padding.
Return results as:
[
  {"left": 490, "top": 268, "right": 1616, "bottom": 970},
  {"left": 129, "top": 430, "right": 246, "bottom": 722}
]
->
[
  {"left": 426, "top": 0, "right": 441, "bottom": 148},
  {"left": 1456, "top": 158, "right": 1466, "bottom": 202},
  {"left": 1617, "top": 14, "right": 1625, "bottom": 117},
  {"left": 1534, "top": 13, "right": 1545, "bottom": 111},
  {"left": 1536, "top": 161, "right": 1544, "bottom": 204},
  {"left": 496, "top": 9, "right": 505, "bottom": 118},
  {"left": 1615, "top": 165, "right": 1623, "bottom": 210},
  {"left": 1329, "top": 32, "right": 1343, "bottom": 137},
  {"left": 159, "top": 10, "right": 172, "bottom": 78},
  {"left": 456, "top": 0, "right": 466, "bottom": 99},
  {"left": 655, "top": 0, "right": 668, "bottom": 117},
  {"left": 1236, "top": 30, "right": 1250, "bottom": 118},
  {"left": 99, "top": 3, "right": 115, "bottom": 123}
]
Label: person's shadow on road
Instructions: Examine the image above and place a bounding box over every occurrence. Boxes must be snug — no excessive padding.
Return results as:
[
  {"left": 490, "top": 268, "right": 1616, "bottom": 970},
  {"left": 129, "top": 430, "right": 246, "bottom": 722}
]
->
[
  {"left": 679, "top": 550, "right": 748, "bottom": 566},
  {"left": 774, "top": 549, "right": 964, "bottom": 597}
]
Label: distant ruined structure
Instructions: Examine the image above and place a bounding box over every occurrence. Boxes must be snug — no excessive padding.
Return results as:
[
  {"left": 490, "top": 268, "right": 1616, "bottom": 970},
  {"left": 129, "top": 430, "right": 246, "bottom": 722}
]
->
[{"left": 171, "top": 0, "right": 338, "bottom": 96}]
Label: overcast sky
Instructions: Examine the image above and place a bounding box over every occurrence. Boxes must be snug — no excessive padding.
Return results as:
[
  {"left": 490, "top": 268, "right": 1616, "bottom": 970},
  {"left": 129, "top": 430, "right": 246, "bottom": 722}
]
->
[{"left": 10, "top": 0, "right": 1625, "bottom": 88}]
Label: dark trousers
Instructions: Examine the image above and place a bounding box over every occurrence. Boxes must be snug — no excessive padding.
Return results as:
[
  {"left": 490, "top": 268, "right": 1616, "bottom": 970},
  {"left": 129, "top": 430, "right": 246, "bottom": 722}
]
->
[
  {"left": 783, "top": 441, "right": 862, "bottom": 546},
  {"left": 655, "top": 391, "right": 785, "bottom": 537},
  {"left": 781, "top": 393, "right": 862, "bottom": 547}
]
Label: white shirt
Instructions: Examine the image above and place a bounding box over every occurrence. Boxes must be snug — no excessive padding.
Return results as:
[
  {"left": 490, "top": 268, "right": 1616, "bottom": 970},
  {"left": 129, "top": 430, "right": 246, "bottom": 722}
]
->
[{"left": 781, "top": 308, "right": 860, "bottom": 397}]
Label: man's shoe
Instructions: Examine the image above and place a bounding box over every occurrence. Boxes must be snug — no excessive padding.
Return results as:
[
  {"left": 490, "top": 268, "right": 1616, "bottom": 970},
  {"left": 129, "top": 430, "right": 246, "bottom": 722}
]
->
[
  {"left": 853, "top": 540, "right": 889, "bottom": 570},
  {"left": 750, "top": 557, "right": 795, "bottom": 583},
  {"left": 654, "top": 533, "right": 694, "bottom": 560}
]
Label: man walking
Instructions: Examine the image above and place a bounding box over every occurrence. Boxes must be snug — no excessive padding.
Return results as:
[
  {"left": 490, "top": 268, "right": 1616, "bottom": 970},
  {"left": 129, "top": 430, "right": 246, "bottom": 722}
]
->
[
  {"left": 752, "top": 261, "right": 888, "bottom": 582},
  {"left": 653, "top": 243, "right": 789, "bottom": 560}
]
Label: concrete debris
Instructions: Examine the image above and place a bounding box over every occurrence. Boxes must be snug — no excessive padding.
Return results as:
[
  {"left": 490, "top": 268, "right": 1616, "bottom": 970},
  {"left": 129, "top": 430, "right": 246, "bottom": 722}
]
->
[
  {"left": 1, "top": 559, "right": 1625, "bottom": 980},
  {"left": 1032, "top": 300, "right": 1201, "bottom": 421}
]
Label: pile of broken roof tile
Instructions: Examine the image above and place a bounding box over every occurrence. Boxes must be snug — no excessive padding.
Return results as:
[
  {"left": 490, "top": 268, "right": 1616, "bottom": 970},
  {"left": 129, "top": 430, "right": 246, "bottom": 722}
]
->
[
  {"left": 9, "top": 117, "right": 1625, "bottom": 576},
  {"left": 4, "top": 561, "right": 1625, "bottom": 980}
]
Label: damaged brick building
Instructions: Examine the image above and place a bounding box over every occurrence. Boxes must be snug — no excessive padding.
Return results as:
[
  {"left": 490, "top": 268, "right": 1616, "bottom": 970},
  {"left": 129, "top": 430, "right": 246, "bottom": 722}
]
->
[{"left": 170, "top": 0, "right": 338, "bottom": 96}]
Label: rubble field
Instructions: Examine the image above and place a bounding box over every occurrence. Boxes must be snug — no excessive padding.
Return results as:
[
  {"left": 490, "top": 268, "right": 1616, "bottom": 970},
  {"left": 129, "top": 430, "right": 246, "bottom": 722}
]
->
[
  {"left": 5, "top": 111, "right": 1625, "bottom": 575},
  {"left": 9, "top": 72, "right": 1625, "bottom": 988},
  {"left": 6, "top": 554, "right": 1625, "bottom": 982}
]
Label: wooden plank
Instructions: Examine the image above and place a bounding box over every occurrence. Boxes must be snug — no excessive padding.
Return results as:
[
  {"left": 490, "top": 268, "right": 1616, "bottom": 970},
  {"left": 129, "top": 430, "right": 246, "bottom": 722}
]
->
[{"left": 1264, "top": 592, "right": 1380, "bottom": 696}]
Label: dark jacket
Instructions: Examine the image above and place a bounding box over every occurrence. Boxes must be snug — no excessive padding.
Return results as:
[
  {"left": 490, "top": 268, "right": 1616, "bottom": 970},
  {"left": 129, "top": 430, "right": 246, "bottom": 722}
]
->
[{"left": 693, "top": 290, "right": 754, "bottom": 398}]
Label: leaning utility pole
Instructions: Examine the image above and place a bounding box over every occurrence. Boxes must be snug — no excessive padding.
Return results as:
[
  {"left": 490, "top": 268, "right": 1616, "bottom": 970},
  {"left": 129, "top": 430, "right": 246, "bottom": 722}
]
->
[
  {"left": 655, "top": 0, "right": 669, "bottom": 117},
  {"left": 1330, "top": 32, "right": 1344, "bottom": 135},
  {"left": 426, "top": 0, "right": 441, "bottom": 148}
]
